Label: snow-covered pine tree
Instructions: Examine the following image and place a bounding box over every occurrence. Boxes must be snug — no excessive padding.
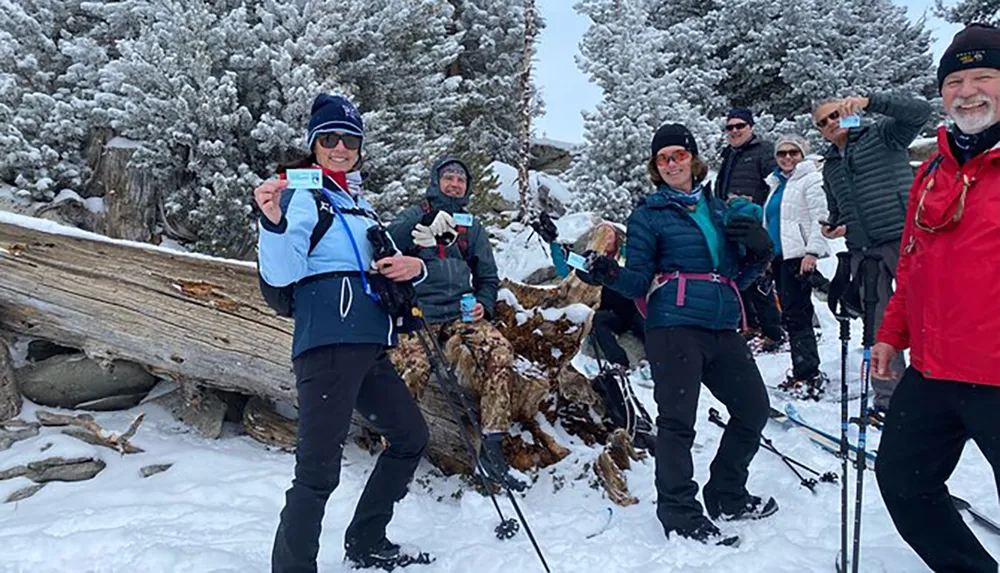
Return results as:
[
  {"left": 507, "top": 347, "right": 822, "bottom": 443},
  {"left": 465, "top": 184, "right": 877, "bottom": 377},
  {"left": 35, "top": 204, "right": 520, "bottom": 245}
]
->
[
  {"left": 243, "top": 0, "right": 348, "bottom": 170},
  {"left": 646, "top": 0, "right": 936, "bottom": 131},
  {"left": 96, "top": 0, "right": 261, "bottom": 257},
  {"left": 569, "top": 0, "right": 718, "bottom": 222},
  {"left": 936, "top": 0, "right": 1000, "bottom": 25},
  {"left": 0, "top": 0, "right": 102, "bottom": 200},
  {"left": 442, "top": 1, "right": 544, "bottom": 207},
  {"left": 332, "top": 0, "right": 464, "bottom": 217}
]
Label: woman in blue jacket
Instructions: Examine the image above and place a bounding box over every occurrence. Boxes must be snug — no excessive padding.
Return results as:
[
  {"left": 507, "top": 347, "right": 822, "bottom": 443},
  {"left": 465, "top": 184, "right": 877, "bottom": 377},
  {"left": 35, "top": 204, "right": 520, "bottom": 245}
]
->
[
  {"left": 255, "top": 94, "right": 432, "bottom": 572},
  {"left": 585, "top": 124, "right": 777, "bottom": 547}
]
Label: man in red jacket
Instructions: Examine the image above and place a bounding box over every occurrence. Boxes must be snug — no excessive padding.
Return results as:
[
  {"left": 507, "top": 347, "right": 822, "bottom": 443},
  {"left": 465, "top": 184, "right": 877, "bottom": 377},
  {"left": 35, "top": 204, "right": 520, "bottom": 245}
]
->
[{"left": 874, "top": 24, "right": 1000, "bottom": 573}]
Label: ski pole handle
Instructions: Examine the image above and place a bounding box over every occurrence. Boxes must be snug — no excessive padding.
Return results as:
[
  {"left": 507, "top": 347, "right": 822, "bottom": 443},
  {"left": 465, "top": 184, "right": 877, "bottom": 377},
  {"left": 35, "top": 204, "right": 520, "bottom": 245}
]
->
[{"left": 861, "top": 255, "right": 881, "bottom": 348}]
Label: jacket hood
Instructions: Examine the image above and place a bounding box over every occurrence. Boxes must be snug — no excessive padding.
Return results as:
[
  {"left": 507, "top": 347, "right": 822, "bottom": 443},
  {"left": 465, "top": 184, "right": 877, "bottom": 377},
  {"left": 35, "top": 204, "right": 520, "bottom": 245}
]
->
[{"left": 426, "top": 157, "right": 474, "bottom": 211}]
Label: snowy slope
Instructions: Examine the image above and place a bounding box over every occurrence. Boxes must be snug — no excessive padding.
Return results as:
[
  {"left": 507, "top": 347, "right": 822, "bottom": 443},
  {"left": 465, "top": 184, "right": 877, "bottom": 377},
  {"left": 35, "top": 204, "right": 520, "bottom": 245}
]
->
[{"left": 2, "top": 245, "right": 999, "bottom": 573}]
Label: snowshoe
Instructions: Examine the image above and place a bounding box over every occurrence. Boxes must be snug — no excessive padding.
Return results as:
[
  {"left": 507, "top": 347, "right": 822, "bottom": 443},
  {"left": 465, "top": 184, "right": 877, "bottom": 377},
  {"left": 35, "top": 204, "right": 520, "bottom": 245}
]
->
[
  {"left": 760, "top": 336, "right": 786, "bottom": 353},
  {"left": 706, "top": 495, "right": 779, "bottom": 522},
  {"left": 479, "top": 433, "right": 528, "bottom": 492},
  {"left": 778, "top": 371, "right": 829, "bottom": 401},
  {"left": 667, "top": 518, "right": 740, "bottom": 547},
  {"left": 345, "top": 538, "right": 434, "bottom": 571}
]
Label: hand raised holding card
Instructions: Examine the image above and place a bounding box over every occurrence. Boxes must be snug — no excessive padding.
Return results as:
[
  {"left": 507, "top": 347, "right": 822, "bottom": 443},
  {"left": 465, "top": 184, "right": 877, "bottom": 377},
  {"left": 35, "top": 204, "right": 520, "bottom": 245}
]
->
[{"left": 254, "top": 178, "right": 289, "bottom": 225}]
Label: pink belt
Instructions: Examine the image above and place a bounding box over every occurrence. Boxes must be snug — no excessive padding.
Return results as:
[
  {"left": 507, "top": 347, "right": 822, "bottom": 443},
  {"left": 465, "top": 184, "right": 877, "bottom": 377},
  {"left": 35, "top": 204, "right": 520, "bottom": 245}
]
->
[{"left": 634, "top": 271, "right": 747, "bottom": 331}]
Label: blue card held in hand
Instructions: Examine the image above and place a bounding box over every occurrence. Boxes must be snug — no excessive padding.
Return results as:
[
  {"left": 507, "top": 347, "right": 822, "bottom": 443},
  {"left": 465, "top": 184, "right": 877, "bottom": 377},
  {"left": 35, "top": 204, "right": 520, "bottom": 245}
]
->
[
  {"left": 453, "top": 213, "right": 474, "bottom": 226},
  {"left": 567, "top": 252, "right": 590, "bottom": 271},
  {"left": 839, "top": 115, "right": 861, "bottom": 128},
  {"left": 286, "top": 168, "right": 323, "bottom": 190}
]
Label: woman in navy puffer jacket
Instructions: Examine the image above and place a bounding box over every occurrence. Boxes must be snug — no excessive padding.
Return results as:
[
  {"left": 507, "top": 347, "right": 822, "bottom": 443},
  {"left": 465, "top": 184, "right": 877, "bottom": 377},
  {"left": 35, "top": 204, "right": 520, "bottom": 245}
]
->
[{"left": 584, "top": 123, "right": 778, "bottom": 547}]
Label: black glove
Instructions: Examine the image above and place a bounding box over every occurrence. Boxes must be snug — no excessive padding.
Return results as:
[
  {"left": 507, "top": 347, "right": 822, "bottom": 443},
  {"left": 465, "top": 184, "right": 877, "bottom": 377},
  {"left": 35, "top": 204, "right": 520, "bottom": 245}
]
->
[
  {"left": 531, "top": 212, "right": 559, "bottom": 243},
  {"left": 585, "top": 250, "right": 620, "bottom": 284},
  {"left": 725, "top": 216, "right": 772, "bottom": 259}
]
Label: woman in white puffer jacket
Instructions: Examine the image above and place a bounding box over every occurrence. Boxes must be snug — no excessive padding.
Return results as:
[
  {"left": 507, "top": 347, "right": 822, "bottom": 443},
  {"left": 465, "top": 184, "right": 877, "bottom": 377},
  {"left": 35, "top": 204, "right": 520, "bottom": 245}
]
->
[{"left": 763, "top": 134, "right": 831, "bottom": 397}]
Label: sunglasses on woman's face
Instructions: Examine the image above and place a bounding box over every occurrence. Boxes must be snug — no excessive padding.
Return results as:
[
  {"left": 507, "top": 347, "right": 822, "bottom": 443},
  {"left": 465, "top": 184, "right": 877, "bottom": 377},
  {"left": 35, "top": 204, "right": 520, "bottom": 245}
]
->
[
  {"left": 814, "top": 110, "right": 841, "bottom": 129},
  {"left": 724, "top": 122, "right": 749, "bottom": 132},
  {"left": 776, "top": 149, "right": 802, "bottom": 159},
  {"left": 317, "top": 132, "right": 362, "bottom": 150},
  {"left": 655, "top": 150, "right": 692, "bottom": 166}
]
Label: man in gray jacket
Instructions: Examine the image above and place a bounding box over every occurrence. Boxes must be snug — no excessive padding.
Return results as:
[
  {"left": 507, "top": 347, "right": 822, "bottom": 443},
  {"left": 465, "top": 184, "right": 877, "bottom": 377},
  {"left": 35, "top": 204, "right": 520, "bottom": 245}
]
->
[
  {"left": 387, "top": 157, "right": 527, "bottom": 491},
  {"left": 814, "top": 93, "right": 932, "bottom": 422}
]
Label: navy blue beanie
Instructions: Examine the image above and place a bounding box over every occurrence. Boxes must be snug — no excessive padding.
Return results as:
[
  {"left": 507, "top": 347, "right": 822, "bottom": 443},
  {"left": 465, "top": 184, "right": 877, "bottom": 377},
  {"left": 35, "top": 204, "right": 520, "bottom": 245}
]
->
[
  {"left": 938, "top": 24, "right": 1000, "bottom": 90},
  {"left": 727, "top": 107, "right": 755, "bottom": 126},
  {"left": 306, "top": 94, "right": 364, "bottom": 149}
]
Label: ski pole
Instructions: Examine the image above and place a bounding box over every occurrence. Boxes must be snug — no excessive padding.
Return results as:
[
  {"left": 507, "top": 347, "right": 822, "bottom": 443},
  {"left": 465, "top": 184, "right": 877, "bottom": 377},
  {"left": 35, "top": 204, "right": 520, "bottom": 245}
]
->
[
  {"left": 412, "top": 316, "right": 551, "bottom": 573},
  {"left": 829, "top": 250, "right": 853, "bottom": 573},
  {"left": 851, "top": 254, "right": 882, "bottom": 573},
  {"left": 708, "top": 408, "right": 833, "bottom": 492}
]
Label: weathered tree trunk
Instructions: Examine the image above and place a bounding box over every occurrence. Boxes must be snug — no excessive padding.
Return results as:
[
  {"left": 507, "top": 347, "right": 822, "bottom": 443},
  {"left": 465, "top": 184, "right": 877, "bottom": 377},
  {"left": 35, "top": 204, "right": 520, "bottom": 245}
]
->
[
  {"left": 98, "top": 138, "right": 157, "bottom": 243},
  {"left": 0, "top": 211, "right": 617, "bottom": 476},
  {"left": 0, "top": 334, "right": 21, "bottom": 422},
  {"left": 516, "top": 0, "right": 538, "bottom": 221},
  {"left": 0, "top": 212, "right": 474, "bottom": 470}
]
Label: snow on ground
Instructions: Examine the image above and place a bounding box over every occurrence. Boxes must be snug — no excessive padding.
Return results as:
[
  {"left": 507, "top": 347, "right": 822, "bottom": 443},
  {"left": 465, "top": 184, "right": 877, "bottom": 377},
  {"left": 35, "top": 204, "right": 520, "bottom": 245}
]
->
[{"left": 2, "top": 233, "right": 999, "bottom": 573}]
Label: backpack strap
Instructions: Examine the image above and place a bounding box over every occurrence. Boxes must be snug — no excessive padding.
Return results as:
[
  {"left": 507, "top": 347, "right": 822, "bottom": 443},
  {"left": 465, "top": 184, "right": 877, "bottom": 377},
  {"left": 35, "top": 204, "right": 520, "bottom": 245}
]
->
[{"left": 307, "top": 190, "right": 335, "bottom": 255}]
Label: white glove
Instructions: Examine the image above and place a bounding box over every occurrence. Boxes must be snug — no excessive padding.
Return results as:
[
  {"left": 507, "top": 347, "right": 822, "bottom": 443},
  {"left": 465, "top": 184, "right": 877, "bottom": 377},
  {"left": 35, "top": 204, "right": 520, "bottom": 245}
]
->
[
  {"left": 429, "top": 211, "right": 457, "bottom": 246},
  {"left": 412, "top": 224, "right": 436, "bottom": 248}
]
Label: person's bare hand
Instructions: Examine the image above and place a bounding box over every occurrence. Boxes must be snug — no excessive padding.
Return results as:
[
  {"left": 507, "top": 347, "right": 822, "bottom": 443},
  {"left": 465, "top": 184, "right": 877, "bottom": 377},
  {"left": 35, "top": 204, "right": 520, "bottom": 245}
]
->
[
  {"left": 254, "top": 179, "right": 289, "bottom": 225},
  {"left": 822, "top": 224, "right": 847, "bottom": 239},
  {"left": 838, "top": 97, "right": 870, "bottom": 118},
  {"left": 800, "top": 255, "right": 818, "bottom": 275},
  {"left": 872, "top": 342, "right": 898, "bottom": 380},
  {"left": 375, "top": 256, "right": 423, "bottom": 282}
]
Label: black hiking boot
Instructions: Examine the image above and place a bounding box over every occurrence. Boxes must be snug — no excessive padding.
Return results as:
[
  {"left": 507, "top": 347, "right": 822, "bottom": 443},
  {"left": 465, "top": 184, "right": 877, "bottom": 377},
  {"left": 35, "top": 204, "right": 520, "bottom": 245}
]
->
[
  {"left": 479, "top": 433, "right": 528, "bottom": 492},
  {"left": 778, "top": 371, "right": 829, "bottom": 401},
  {"left": 667, "top": 518, "right": 740, "bottom": 547},
  {"left": 705, "top": 494, "right": 779, "bottom": 522},
  {"left": 345, "top": 538, "right": 434, "bottom": 571}
]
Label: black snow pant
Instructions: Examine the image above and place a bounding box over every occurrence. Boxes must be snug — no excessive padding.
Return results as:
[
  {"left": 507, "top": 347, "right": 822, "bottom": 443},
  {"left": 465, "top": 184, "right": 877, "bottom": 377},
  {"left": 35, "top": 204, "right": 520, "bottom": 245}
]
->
[
  {"left": 592, "top": 308, "right": 646, "bottom": 368},
  {"left": 742, "top": 272, "right": 784, "bottom": 341},
  {"left": 772, "top": 256, "right": 821, "bottom": 380},
  {"left": 646, "top": 326, "right": 770, "bottom": 532},
  {"left": 272, "top": 344, "right": 429, "bottom": 573},
  {"left": 876, "top": 368, "right": 1000, "bottom": 573}
]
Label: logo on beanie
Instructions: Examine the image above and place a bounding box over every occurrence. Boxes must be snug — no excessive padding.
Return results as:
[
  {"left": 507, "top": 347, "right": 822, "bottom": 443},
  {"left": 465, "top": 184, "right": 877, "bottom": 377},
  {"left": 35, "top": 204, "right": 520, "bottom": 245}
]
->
[
  {"left": 342, "top": 102, "right": 361, "bottom": 120},
  {"left": 958, "top": 50, "right": 985, "bottom": 64}
]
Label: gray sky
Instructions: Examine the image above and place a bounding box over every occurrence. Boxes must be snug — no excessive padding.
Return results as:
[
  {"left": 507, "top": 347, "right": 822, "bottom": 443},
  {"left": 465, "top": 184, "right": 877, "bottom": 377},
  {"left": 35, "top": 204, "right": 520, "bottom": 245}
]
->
[{"left": 534, "top": 0, "right": 963, "bottom": 143}]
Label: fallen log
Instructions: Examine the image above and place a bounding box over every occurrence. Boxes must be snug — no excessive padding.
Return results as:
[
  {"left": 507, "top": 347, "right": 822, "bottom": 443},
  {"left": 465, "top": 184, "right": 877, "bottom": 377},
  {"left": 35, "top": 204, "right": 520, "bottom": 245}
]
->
[
  {"left": 0, "top": 212, "right": 470, "bottom": 470},
  {"left": 0, "top": 211, "right": 613, "bottom": 476}
]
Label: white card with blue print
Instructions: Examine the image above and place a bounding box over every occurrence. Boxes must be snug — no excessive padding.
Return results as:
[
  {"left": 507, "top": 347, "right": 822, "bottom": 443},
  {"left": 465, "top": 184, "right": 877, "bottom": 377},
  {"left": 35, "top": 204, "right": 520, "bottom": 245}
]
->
[
  {"left": 453, "top": 213, "right": 474, "bottom": 227},
  {"left": 839, "top": 115, "right": 861, "bottom": 128},
  {"left": 287, "top": 168, "right": 323, "bottom": 190},
  {"left": 566, "top": 252, "right": 590, "bottom": 271}
]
